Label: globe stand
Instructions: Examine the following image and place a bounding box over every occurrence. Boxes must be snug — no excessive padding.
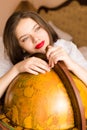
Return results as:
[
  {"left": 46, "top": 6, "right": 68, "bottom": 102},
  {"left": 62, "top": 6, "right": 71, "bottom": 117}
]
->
[{"left": 54, "top": 61, "right": 86, "bottom": 130}]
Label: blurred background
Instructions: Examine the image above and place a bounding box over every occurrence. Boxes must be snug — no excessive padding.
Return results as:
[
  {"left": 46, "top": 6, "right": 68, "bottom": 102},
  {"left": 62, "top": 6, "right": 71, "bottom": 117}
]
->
[{"left": 0, "top": 0, "right": 87, "bottom": 47}]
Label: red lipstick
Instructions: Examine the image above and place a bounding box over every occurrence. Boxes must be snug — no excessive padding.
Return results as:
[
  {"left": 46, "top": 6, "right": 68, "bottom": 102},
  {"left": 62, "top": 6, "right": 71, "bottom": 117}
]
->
[{"left": 35, "top": 41, "right": 44, "bottom": 49}]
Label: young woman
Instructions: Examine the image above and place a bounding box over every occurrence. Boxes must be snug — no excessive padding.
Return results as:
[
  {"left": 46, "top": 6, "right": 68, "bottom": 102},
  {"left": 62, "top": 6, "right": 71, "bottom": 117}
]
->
[{"left": 0, "top": 11, "right": 87, "bottom": 98}]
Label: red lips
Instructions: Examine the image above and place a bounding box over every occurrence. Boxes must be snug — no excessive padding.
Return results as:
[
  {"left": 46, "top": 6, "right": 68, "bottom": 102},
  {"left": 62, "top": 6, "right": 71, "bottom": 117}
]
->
[{"left": 35, "top": 41, "right": 44, "bottom": 49}]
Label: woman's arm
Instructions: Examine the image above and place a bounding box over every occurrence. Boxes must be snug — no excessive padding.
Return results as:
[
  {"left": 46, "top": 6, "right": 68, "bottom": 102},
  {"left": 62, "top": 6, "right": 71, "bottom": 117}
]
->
[
  {"left": 54, "top": 39, "right": 87, "bottom": 70},
  {"left": 0, "top": 66, "right": 19, "bottom": 98},
  {"left": 0, "top": 57, "right": 50, "bottom": 98}
]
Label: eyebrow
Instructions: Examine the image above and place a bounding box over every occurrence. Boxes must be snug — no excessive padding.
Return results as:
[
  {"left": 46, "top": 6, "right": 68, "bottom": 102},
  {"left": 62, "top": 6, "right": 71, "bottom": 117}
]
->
[{"left": 18, "top": 23, "right": 38, "bottom": 40}]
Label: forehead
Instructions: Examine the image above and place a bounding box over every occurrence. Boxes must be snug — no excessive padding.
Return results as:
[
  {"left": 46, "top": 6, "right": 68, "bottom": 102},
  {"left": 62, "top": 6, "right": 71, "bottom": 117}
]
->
[{"left": 15, "top": 18, "right": 38, "bottom": 37}]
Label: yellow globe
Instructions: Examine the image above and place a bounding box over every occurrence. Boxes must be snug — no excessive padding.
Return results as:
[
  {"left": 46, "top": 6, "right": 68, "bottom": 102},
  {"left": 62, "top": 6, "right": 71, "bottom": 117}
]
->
[{"left": 4, "top": 69, "right": 87, "bottom": 129}]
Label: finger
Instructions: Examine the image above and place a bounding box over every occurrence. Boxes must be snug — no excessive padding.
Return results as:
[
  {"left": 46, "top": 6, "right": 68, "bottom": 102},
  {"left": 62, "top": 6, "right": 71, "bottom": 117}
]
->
[
  {"left": 49, "top": 61, "right": 54, "bottom": 68},
  {"left": 34, "top": 58, "right": 51, "bottom": 71},
  {"left": 34, "top": 57, "right": 49, "bottom": 66},
  {"left": 29, "top": 65, "right": 49, "bottom": 74},
  {"left": 46, "top": 46, "right": 55, "bottom": 59},
  {"left": 48, "top": 56, "right": 54, "bottom": 68},
  {"left": 27, "top": 69, "right": 39, "bottom": 75}
]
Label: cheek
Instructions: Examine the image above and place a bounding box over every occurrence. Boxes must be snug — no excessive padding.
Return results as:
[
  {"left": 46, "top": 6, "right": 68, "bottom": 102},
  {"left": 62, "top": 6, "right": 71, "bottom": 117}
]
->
[
  {"left": 19, "top": 42, "right": 32, "bottom": 52},
  {"left": 24, "top": 44, "right": 35, "bottom": 54},
  {"left": 40, "top": 31, "right": 49, "bottom": 42},
  {"left": 45, "top": 34, "right": 50, "bottom": 44}
]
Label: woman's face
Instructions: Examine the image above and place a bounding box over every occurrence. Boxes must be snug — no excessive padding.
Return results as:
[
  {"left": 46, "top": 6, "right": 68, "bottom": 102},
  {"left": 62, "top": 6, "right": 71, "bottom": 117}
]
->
[{"left": 15, "top": 18, "right": 50, "bottom": 54}]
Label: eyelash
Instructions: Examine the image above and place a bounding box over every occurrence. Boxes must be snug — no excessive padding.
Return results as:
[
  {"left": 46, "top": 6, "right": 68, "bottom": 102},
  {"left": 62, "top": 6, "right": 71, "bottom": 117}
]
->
[
  {"left": 35, "top": 26, "right": 41, "bottom": 32},
  {"left": 21, "top": 37, "right": 29, "bottom": 42}
]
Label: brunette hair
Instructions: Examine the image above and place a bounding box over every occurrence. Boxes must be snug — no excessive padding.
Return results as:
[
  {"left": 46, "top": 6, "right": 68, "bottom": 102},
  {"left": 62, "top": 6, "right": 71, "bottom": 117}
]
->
[{"left": 3, "top": 11, "right": 58, "bottom": 64}]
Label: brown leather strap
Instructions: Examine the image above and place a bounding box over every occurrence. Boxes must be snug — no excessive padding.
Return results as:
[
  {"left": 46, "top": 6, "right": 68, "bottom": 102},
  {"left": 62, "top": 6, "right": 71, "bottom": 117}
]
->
[{"left": 54, "top": 61, "right": 86, "bottom": 130}]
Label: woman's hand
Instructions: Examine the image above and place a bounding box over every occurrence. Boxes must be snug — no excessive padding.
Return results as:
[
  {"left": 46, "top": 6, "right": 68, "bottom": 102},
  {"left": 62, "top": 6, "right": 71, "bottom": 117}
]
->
[
  {"left": 46, "top": 46, "right": 74, "bottom": 70},
  {"left": 0, "top": 57, "right": 50, "bottom": 98},
  {"left": 15, "top": 57, "right": 50, "bottom": 75}
]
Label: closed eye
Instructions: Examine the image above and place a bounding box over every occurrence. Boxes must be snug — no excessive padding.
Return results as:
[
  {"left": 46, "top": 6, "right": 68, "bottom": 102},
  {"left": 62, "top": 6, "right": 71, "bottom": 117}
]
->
[
  {"left": 21, "top": 36, "right": 30, "bottom": 43},
  {"left": 34, "top": 25, "right": 41, "bottom": 32}
]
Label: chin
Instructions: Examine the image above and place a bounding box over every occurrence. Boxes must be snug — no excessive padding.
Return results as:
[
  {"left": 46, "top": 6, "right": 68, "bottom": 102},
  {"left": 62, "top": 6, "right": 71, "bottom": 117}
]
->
[{"left": 38, "top": 47, "right": 46, "bottom": 54}]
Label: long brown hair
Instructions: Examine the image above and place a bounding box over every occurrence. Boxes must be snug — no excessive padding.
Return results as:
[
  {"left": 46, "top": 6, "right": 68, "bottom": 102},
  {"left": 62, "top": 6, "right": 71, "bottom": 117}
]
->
[{"left": 3, "top": 11, "right": 58, "bottom": 64}]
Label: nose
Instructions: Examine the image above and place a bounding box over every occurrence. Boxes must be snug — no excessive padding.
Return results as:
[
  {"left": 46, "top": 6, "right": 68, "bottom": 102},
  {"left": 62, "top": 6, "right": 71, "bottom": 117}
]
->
[{"left": 30, "top": 34, "right": 40, "bottom": 44}]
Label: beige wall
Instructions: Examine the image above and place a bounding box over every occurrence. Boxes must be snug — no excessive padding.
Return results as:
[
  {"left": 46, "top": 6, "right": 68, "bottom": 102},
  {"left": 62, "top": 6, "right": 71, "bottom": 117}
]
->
[
  {"left": 0, "top": 0, "right": 21, "bottom": 36},
  {"left": 0, "top": 0, "right": 67, "bottom": 36},
  {"left": 29, "top": 0, "right": 67, "bottom": 9}
]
